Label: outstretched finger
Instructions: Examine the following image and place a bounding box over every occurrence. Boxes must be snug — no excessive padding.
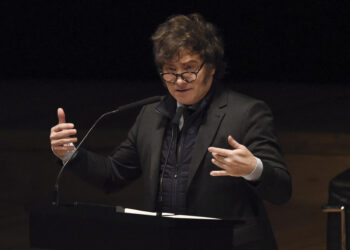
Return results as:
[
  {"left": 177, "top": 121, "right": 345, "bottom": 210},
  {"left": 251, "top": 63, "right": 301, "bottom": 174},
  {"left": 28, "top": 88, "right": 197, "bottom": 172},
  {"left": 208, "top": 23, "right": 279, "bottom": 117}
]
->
[
  {"left": 210, "top": 170, "right": 229, "bottom": 176},
  {"left": 211, "top": 152, "right": 228, "bottom": 165},
  {"left": 211, "top": 158, "right": 229, "bottom": 171},
  {"left": 208, "top": 146, "right": 231, "bottom": 156}
]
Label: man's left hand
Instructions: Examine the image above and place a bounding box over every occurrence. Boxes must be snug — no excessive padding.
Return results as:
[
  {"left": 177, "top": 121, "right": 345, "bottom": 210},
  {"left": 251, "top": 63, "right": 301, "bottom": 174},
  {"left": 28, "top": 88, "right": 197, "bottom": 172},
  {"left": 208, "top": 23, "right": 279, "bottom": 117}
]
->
[{"left": 208, "top": 136, "right": 256, "bottom": 177}]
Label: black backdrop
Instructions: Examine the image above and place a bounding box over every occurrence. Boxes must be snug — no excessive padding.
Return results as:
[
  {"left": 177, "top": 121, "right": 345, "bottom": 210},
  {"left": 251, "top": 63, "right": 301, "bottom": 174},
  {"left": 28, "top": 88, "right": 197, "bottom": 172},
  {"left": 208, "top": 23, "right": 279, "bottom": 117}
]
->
[
  {"left": 1, "top": 0, "right": 349, "bottom": 132},
  {"left": 1, "top": 0, "right": 349, "bottom": 82}
]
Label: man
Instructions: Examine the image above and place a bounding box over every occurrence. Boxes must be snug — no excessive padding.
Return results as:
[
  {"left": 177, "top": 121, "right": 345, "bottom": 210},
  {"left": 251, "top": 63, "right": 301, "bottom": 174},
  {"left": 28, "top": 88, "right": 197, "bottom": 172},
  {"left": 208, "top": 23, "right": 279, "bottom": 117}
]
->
[{"left": 50, "top": 13, "right": 291, "bottom": 249}]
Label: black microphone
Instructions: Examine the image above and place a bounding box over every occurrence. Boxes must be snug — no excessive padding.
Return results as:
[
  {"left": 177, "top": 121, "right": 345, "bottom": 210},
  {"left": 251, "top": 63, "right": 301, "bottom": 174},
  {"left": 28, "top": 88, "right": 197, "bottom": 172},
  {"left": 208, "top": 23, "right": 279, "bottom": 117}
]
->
[
  {"left": 157, "top": 106, "right": 184, "bottom": 216},
  {"left": 52, "top": 95, "right": 162, "bottom": 206}
]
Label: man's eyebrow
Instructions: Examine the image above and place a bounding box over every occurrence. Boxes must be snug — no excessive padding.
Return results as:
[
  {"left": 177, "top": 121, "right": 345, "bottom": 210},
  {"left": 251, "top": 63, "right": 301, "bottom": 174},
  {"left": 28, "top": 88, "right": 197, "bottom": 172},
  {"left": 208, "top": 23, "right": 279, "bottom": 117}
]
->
[
  {"left": 182, "top": 60, "right": 199, "bottom": 65},
  {"left": 163, "top": 64, "right": 176, "bottom": 69}
]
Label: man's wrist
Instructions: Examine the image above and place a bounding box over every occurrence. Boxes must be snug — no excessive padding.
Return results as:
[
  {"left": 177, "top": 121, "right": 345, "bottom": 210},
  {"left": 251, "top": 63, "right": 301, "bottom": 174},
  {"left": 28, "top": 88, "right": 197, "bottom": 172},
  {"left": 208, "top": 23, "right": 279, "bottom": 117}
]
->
[
  {"left": 51, "top": 143, "right": 76, "bottom": 163},
  {"left": 243, "top": 157, "right": 263, "bottom": 181}
]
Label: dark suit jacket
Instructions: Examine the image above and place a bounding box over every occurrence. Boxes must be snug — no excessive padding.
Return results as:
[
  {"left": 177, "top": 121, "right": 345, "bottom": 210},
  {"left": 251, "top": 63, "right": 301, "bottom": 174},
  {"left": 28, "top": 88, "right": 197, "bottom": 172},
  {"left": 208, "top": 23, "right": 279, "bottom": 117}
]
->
[{"left": 70, "top": 84, "right": 292, "bottom": 249}]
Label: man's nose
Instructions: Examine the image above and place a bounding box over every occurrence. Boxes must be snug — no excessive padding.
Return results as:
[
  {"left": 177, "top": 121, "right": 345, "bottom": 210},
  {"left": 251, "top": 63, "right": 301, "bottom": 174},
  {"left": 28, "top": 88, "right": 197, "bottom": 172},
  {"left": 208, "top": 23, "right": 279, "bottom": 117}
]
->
[{"left": 175, "top": 75, "right": 187, "bottom": 86}]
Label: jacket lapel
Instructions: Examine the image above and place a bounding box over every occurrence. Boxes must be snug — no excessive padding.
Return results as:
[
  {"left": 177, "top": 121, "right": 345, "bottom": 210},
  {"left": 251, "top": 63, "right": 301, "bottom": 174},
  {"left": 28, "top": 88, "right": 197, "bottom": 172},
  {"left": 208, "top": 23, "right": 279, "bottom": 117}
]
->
[{"left": 186, "top": 88, "right": 227, "bottom": 190}]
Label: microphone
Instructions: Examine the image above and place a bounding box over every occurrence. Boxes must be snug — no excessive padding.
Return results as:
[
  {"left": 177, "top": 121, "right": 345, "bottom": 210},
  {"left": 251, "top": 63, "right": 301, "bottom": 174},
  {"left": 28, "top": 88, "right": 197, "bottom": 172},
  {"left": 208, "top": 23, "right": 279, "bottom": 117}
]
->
[
  {"left": 157, "top": 106, "right": 184, "bottom": 216},
  {"left": 52, "top": 95, "right": 162, "bottom": 206}
]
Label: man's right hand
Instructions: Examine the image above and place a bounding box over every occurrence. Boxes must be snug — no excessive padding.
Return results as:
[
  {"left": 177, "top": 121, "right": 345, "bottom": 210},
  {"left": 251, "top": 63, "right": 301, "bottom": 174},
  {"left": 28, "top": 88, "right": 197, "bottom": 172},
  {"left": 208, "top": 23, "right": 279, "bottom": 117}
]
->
[{"left": 50, "top": 108, "right": 78, "bottom": 158}]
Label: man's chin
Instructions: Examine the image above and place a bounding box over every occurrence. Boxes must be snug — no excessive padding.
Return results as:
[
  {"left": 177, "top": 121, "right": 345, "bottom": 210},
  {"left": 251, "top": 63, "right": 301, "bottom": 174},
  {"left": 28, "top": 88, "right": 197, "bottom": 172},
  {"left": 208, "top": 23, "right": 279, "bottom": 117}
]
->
[{"left": 174, "top": 96, "right": 193, "bottom": 105}]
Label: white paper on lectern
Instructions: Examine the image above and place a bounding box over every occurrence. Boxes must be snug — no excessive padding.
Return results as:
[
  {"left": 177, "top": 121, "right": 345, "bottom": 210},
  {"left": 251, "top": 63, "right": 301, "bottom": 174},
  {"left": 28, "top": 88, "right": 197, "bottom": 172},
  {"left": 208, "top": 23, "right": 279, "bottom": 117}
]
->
[
  {"left": 164, "top": 214, "right": 220, "bottom": 220},
  {"left": 122, "top": 208, "right": 220, "bottom": 220},
  {"left": 123, "top": 208, "right": 174, "bottom": 216}
]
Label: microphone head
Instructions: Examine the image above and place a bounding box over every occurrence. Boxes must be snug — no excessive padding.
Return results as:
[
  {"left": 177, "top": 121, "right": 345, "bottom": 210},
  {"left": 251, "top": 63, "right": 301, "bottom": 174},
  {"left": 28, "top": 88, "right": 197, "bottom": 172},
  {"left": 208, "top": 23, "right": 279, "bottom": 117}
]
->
[{"left": 117, "top": 96, "right": 162, "bottom": 113}]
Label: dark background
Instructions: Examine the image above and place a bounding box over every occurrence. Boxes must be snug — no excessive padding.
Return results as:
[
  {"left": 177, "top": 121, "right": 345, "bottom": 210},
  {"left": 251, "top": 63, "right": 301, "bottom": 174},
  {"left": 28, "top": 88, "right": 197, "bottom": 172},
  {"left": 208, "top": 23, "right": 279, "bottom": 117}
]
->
[
  {"left": 0, "top": 0, "right": 350, "bottom": 131},
  {"left": 1, "top": 1, "right": 349, "bottom": 82},
  {"left": 1, "top": 1, "right": 350, "bottom": 249},
  {"left": 1, "top": 0, "right": 349, "bottom": 132}
]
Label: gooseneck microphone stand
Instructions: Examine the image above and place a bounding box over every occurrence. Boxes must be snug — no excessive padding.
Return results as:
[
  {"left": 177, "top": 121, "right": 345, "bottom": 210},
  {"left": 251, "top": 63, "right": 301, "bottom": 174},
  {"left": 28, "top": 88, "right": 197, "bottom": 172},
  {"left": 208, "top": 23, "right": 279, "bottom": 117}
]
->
[{"left": 52, "top": 96, "right": 162, "bottom": 206}]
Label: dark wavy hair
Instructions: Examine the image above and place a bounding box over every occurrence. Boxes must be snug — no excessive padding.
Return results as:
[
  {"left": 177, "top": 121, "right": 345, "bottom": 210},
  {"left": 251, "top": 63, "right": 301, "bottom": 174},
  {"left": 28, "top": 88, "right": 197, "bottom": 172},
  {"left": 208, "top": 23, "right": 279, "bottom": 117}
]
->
[{"left": 151, "top": 13, "right": 226, "bottom": 79}]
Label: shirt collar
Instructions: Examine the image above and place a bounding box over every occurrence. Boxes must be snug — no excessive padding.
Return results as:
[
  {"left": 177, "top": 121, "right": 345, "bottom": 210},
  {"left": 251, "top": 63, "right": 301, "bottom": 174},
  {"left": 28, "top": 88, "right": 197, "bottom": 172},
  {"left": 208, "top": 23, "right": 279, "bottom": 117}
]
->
[{"left": 155, "top": 82, "right": 216, "bottom": 118}]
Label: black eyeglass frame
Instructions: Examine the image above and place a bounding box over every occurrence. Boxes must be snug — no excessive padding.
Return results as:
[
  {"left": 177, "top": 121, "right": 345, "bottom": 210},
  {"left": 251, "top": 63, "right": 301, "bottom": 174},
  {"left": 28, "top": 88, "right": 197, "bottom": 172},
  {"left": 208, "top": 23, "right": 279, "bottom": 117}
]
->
[{"left": 159, "top": 62, "right": 205, "bottom": 84}]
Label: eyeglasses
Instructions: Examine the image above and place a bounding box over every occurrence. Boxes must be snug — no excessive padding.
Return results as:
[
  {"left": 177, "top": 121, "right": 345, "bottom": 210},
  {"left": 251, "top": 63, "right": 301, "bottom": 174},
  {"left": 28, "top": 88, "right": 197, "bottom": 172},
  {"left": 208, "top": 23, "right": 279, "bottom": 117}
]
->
[{"left": 160, "top": 62, "right": 205, "bottom": 84}]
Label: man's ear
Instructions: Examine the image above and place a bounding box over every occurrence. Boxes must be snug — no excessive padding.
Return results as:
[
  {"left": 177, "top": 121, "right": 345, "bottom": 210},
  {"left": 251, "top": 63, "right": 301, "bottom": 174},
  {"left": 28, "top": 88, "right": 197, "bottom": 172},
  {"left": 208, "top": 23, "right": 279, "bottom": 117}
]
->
[{"left": 208, "top": 64, "right": 216, "bottom": 76}]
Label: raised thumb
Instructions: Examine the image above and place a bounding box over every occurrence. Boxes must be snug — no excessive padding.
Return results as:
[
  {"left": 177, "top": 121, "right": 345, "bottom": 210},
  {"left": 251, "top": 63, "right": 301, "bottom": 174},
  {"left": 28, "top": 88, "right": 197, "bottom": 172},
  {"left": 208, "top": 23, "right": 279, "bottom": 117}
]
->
[{"left": 57, "top": 108, "right": 66, "bottom": 124}]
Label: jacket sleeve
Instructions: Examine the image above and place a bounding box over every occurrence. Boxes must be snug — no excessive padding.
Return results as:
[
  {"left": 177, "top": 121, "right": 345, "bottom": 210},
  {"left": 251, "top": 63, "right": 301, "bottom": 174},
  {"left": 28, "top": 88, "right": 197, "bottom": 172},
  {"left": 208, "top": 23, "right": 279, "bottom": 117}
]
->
[
  {"left": 241, "top": 100, "right": 292, "bottom": 205},
  {"left": 68, "top": 107, "right": 145, "bottom": 193}
]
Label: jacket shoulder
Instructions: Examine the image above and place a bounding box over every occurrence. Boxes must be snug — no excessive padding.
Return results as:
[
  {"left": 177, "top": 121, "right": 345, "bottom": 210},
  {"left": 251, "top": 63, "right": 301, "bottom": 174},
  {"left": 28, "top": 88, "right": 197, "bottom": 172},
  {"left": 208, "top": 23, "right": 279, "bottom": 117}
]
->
[{"left": 217, "top": 85, "right": 269, "bottom": 112}]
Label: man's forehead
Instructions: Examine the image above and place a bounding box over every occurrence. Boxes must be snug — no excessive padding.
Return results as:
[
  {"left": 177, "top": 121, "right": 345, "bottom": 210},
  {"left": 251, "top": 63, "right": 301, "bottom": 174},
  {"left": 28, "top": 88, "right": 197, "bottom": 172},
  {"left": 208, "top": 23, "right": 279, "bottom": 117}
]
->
[{"left": 165, "top": 49, "right": 202, "bottom": 65}]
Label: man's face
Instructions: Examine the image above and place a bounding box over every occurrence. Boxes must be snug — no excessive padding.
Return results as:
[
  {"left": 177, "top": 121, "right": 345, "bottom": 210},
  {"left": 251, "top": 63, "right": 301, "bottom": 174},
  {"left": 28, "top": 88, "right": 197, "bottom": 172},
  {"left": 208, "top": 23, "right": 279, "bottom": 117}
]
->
[{"left": 161, "top": 50, "right": 215, "bottom": 105}]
